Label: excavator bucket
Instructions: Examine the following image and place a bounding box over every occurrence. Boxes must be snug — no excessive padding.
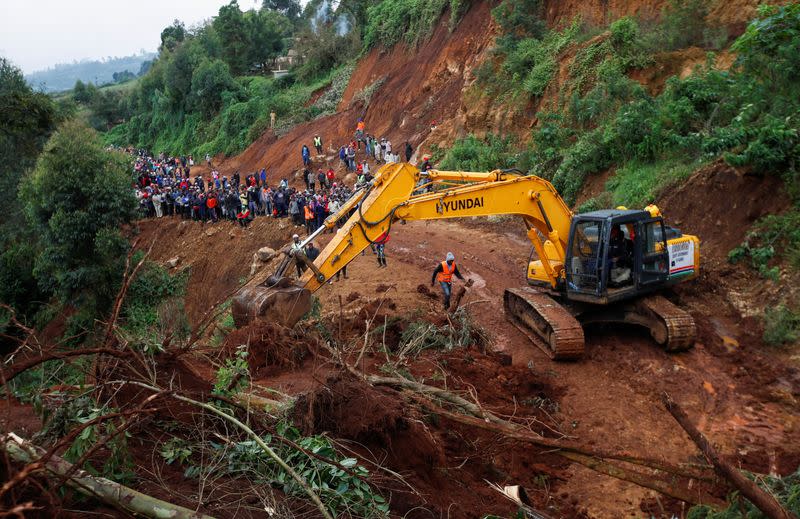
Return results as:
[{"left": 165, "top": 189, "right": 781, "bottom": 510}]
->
[{"left": 231, "top": 277, "right": 312, "bottom": 328}]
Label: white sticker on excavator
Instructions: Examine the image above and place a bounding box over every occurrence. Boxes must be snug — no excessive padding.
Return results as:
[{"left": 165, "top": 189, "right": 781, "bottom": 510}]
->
[{"left": 668, "top": 240, "right": 694, "bottom": 276}]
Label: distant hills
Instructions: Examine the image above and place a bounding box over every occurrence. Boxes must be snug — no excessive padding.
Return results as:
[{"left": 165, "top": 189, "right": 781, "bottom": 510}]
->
[{"left": 25, "top": 52, "right": 157, "bottom": 93}]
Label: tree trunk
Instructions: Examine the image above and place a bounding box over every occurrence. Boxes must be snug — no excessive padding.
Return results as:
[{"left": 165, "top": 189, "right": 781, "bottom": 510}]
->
[
  {"left": 662, "top": 393, "right": 797, "bottom": 519},
  {"left": 1, "top": 433, "right": 216, "bottom": 519}
]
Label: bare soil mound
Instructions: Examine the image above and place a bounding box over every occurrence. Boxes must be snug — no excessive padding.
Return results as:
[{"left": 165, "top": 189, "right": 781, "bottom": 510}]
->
[
  {"left": 659, "top": 160, "right": 791, "bottom": 262},
  {"left": 223, "top": 321, "right": 309, "bottom": 377}
]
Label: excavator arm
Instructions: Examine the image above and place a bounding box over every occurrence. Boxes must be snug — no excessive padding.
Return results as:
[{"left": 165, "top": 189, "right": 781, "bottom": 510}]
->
[
  {"left": 232, "top": 162, "right": 576, "bottom": 328},
  {"left": 298, "top": 163, "right": 573, "bottom": 292}
]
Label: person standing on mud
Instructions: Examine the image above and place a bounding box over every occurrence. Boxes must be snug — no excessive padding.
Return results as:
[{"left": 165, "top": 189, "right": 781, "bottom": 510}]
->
[
  {"left": 431, "top": 252, "right": 464, "bottom": 311},
  {"left": 374, "top": 231, "right": 389, "bottom": 268},
  {"left": 313, "top": 134, "right": 323, "bottom": 155}
]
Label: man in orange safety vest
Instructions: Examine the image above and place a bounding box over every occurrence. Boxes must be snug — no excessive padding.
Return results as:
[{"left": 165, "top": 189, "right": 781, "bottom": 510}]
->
[{"left": 430, "top": 252, "right": 465, "bottom": 311}]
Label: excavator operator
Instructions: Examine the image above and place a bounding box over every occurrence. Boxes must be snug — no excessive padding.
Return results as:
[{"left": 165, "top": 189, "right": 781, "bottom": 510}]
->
[
  {"left": 431, "top": 252, "right": 465, "bottom": 310},
  {"left": 609, "top": 225, "right": 633, "bottom": 286}
]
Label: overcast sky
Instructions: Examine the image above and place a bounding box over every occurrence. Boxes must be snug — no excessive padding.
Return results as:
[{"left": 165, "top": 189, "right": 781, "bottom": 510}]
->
[{"left": 0, "top": 0, "right": 265, "bottom": 73}]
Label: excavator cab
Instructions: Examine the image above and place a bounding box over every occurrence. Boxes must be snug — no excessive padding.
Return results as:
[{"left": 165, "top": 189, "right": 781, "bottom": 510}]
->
[{"left": 565, "top": 210, "right": 669, "bottom": 304}]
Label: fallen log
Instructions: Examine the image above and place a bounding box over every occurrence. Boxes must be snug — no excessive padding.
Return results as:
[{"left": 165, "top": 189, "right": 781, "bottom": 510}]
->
[
  {"left": 0, "top": 432, "right": 215, "bottom": 519},
  {"left": 662, "top": 393, "right": 797, "bottom": 519},
  {"left": 428, "top": 400, "right": 709, "bottom": 505},
  {"left": 449, "top": 278, "right": 474, "bottom": 312},
  {"left": 370, "top": 374, "right": 713, "bottom": 481}
]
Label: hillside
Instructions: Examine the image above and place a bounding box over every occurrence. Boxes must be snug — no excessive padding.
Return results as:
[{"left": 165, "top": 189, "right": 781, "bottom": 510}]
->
[
  {"left": 2, "top": 0, "right": 800, "bottom": 518},
  {"left": 25, "top": 51, "right": 155, "bottom": 92}
]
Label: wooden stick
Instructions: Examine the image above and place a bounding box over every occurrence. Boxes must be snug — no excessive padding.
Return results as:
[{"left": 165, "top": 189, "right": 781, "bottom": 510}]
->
[
  {"left": 125, "top": 381, "right": 335, "bottom": 519},
  {"left": 1, "top": 433, "right": 215, "bottom": 519},
  {"left": 662, "top": 393, "right": 796, "bottom": 519}
]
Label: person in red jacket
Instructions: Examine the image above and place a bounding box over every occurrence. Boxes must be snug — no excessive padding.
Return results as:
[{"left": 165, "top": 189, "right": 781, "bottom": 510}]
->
[
  {"left": 206, "top": 192, "right": 218, "bottom": 222},
  {"left": 326, "top": 168, "right": 335, "bottom": 187}
]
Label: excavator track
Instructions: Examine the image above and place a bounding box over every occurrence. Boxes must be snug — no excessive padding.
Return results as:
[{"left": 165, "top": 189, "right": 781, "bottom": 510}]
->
[
  {"left": 504, "top": 287, "right": 585, "bottom": 360},
  {"left": 635, "top": 295, "right": 696, "bottom": 352}
]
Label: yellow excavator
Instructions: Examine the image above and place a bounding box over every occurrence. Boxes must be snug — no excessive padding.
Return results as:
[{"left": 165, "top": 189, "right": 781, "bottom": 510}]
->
[{"left": 232, "top": 163, "right": 699, "bottom": 360}]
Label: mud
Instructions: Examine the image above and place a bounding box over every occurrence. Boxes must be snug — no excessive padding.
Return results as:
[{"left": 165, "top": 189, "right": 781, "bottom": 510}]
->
[{"left": 223, "top": 321, "right": 309, "bottom": 377}]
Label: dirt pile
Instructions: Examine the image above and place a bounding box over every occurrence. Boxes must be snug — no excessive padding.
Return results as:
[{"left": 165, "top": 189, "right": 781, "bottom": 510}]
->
[
  {"left": 659, "top": 159, "right": 791, "bottom": 262},
  {"left": 134, "top": 217, "right": 297, "bottom": 325},
  {"left": 223, "top": 321, "right": 310, "bottom": 377}
]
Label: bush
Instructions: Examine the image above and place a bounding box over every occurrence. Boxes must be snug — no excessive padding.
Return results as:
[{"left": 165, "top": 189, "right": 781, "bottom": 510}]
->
[
  {"left": 438, "top": 134, "right": 518, "bottom": 171},
  {"left": 362, "top": 0, "right": 449, "bottom": 50},
  {"left": 20, "top": 121, "right": 137, "bottom": 314},
  {"left": 762, "top": 305, "right": 800, "bottom": 346}
]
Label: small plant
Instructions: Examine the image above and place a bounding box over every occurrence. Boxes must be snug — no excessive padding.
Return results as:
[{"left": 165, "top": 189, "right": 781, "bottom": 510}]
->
[
  {"left": 213, "top": 345, "right": 249, "bottom": 396},
  {"left": 39, "top": 396, "right": 134, "bottom": 482},
  {"left": 688, "top": 466, "right": 800, "bottom": 518},
  {"left": 762, "top": 305, "right": 800, "bottom": 347},
  {"left": 160, "top": 437, "right": 193, "bottom": 465},
  {"left": 729, "top": 211, "right": 800, "bottom": 279}
]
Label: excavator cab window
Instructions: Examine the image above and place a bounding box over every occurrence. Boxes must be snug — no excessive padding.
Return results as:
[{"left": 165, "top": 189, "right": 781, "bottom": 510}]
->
[
  {"left": 567, "top": 220, "right": 603, "bottom": 294},
  {"left": 637, "top": 218, "right": 669, "bottom": 287}
]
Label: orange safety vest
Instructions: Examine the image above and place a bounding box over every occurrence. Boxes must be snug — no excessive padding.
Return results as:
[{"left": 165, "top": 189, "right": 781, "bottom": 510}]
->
[
  {"left": 437, "top": 261, "right": 456, "bottom": 283},
  {"left": 304, "top": 205, "right": 313, "bottom": 220}
]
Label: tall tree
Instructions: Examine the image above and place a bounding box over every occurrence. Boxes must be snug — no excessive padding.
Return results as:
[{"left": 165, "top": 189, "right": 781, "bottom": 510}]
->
[
  {"left": 214, "top": 1, "right": 250, "bottom": 75},
  {"left": 20, "top": 121, "right": 137, "bottom": 313},
  {"left": 160, "top": 20, "right": 187, "bottom": 53},
  {"left": 0, "top": 57, "right": 57, "bottom": 317},
  {"left": 245, "top": 9, "right": 291, "bottom": 71},
  {"left": 262, "top": 0, "right": 301, "bottom": 21}
]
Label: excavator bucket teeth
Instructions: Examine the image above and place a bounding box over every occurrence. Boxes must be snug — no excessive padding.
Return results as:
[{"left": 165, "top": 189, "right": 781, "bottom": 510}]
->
[
  {"left": 231, "top": 281, "right": 312, "bottom": 329},
  {"left": 504, "top": 287, "right": 585, "bottom": 360},
  {"left": 635, "top": 295, "right": 696, "bottom": 352}
]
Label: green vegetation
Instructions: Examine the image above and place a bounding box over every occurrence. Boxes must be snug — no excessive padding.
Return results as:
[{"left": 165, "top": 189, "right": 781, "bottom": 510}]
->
[
  {"left": 362, "top": 0, "right": 449, "bottom": 49},
  {"left": 37, "top": 395, "right": 134, "bottom": 481},
  {"left": 606, "top": 158, "right": 697, "bottom": 208},
  {"left": 439, "top": 134, "right": 520, "bottom": 171},
  {"left": 761, "top": 305, "right": 800, "bottom": 347},
  {"left": 213, "top": 345, "right": 250, "bottom": 395},
  {"left": 122, "top": 254, "right": 191, "bottom": 343},
  {"left": 688, "top": 467, "right": 800, "bottom": 517},
  {"left": 20, "top": 120, "right": 137, "bottom": 316},
  {"left": 453, "top": 1, "right": 800, "bottom": 216},
  {"left": 728, "top": 212, "right": 800, "bottom": 281},
  {"left": 0, "top": 58, "right": 59, "bottom": 322},
  {"left": 100, "top": 0, "right": 366, "bottom": 157},
  {"left": 216, "top": 422, "right": 388, "bottom": 517}
]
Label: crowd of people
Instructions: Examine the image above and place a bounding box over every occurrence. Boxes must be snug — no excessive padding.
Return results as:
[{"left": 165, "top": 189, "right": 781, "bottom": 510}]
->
[{"left": 132, "top": 149, "right": 358, "bottom": 233}]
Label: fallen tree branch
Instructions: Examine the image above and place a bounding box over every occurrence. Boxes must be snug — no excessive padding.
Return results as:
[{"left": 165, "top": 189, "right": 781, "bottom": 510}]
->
[
  {"left": 122, "top": 381, "right": 335, "bottom": 519},
  {"left": 371, "top": 374, "right": 713, "bottom": 480},
  {"left": 0, "top": 348, "right": 131, "bottom": 387},
  {"left": 418, "top": 395, "right": 711, "bottom": 504},
  {"left": 0, "top": 432, "right": 215, "bottom": 519},
  {"left": 662, "top": 393, "right": 797, "bottom": 519}
]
